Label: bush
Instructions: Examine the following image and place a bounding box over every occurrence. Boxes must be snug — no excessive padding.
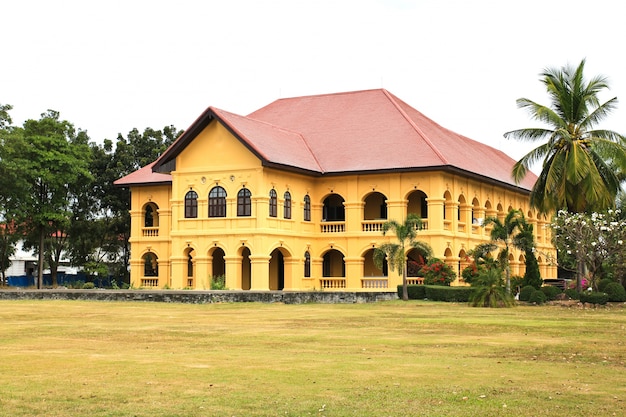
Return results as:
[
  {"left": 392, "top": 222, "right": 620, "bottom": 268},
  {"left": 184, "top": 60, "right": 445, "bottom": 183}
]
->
[
  {"left": 598, "top": 278, "right": 614, "bottom": 293},
  {"left": 82, "top": 282, "right": 95, "bottom": 290},
  {"left": 397, "top": 285, "right": 426, "bottom": 300},
  {"left": 541, "top": 285, "right": 562, "bottom": 301},
  {"left": 564, "top": 288, "right": 580, "bottom": 300},
  {"left": 518, "top": 285, "right": 536, "bottom": 302},
  {"left": 421, "top": 258, "right": 456, "bottom": 286},
  {"left": 210, "top": 275, "right": 227, "bottom": 290},
  {"left": 604, "top": 282, "right": 626, "bottom": 302},
  {"left": 579, "top": 291, "right": 609, "bottom": 305},
  {"left": 425, "top": 286, "right": 474, "bottom": 302},
  {"left": 528, "top": 290, "right": 547, "bottom": 305}
]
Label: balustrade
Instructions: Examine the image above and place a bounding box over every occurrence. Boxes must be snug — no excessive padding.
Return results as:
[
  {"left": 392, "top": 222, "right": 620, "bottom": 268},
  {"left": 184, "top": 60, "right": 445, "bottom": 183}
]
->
[
  {"left": 320, "top": 278, "right": 346, "bottom": 289},
  {"left": 361, "top": 278, "right": 388, "bottom": 289},
  {"left": 320, "top": 222, "right": 345, "bottom": 233},
  {"left": 142, "top": 227, "right": 159, "bottom": 237}
]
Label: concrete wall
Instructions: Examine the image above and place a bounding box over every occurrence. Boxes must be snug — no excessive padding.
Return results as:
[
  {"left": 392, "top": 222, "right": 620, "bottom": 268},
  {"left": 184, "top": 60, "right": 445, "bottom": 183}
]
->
[{"left": 0, "top": 289, "right": 398, "bottom": 304}]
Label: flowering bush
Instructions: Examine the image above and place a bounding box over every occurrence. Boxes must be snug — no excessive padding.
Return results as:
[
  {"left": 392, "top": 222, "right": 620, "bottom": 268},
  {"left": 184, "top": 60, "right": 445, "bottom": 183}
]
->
[{"left": 422, "top": 258, "right": 456, "bottom": 286}]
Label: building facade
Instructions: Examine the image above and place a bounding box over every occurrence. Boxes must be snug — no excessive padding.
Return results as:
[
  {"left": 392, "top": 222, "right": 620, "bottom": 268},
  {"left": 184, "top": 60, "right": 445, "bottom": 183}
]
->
[{"left": 115, "top": 89, "right": 557, "bottom": 290}]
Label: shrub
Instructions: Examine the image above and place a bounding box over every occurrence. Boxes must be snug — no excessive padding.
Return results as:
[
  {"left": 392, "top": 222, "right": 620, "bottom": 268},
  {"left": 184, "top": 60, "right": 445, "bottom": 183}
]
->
[
  {"left": 541, "top": 285, "right": 562, "bottom": 301},
  {"left": 82, "top": 282, "right": 95, "bottom": 290},
  {"left": 604, "top": 282, "right": 626, "bottom": 302},
  {"left": 469, "top": 268, "right": 514, "bottom": 308},
  {"left": 528, "top": 290, "right": 547, "bottom": 305},
  {"left": 579, "top": 291, "right": 609, "bottom": 305},
  {"left": 564, "top": 288, "right": 580, "bottom": 300},
  {"left": 210, "top": 275, "right": 227, "bottom": 290},
  {"left": 597, "top": 278, "right": 614, "bottom": 293},
  {"left": 425, "top": 286, "right": 474, "bottom": 302},
  {"left": 421, "top": 258, "right": 456, "bottom": 286},
  {"left": 397, "top": 285, "right": 426, "bottom": 300},
  {"left": 519, "top": 285, "right": 536, "bottom": 302}
]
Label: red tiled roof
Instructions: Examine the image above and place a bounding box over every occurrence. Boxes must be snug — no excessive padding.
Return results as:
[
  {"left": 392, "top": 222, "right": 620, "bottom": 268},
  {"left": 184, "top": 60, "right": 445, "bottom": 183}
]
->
[
  {"left": 114, "top": 162, "right": 171, "bottom": 187},
  {"left": 136, "top": 89, "right": 535, "bottom": 191}
]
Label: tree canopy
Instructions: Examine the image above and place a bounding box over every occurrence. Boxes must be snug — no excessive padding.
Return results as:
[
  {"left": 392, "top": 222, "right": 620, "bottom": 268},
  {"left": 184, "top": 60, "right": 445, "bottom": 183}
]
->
[{"left": 505, "top": 59, "right": 626, "bottom": 214}]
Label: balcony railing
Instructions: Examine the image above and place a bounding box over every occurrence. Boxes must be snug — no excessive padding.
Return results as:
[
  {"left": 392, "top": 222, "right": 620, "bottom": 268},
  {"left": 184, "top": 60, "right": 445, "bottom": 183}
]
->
[
  {"left": 142, "top": 227, "right": 159, "bottom": 237},
  {"left": 141, "top": 278, "right": 159, "bottom": 287},
  {"left": 362, "top": 220, "right": 384, "bottom": 232},
  {"left": 321, "top": 221, "right": 345, "bottom": 233},
  {"left": 406, "top": 277, "right": 424, "bottom": 285},
  {"left": 361, "top": 278, "right": 388, "bottom": 289},
  {"left": 320, "top": 278, "right": 346, "bottom": 289}
]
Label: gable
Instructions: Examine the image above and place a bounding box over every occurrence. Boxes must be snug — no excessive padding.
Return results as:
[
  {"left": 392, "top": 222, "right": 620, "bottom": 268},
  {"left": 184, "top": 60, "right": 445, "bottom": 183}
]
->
[{"left": 176, "top": 119, "right": 262, "bottom": 172}]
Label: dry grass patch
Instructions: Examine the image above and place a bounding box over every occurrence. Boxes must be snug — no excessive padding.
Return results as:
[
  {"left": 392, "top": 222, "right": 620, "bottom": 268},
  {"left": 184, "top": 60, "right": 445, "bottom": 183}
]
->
[{"left": 0, "top": 300, "right": 624, "bottom": 416}]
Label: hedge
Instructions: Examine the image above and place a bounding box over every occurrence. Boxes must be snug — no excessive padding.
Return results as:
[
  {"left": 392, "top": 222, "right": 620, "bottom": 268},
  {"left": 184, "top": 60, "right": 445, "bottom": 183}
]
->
[{"left": 398, "top": 285, "right": 473, "bottom": 302}]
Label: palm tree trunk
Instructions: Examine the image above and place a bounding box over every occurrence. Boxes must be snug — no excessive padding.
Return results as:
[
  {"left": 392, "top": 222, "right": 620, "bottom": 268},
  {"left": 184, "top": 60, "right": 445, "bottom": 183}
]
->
[{"left": 402, "top": 269, "right": 408, "bottom": 301}]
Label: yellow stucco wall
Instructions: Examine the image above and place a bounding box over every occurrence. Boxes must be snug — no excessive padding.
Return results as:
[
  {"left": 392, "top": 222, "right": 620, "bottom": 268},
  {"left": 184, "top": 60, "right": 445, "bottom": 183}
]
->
[{"left": 128, "top": 120, "right": 557, "bottom": 290}]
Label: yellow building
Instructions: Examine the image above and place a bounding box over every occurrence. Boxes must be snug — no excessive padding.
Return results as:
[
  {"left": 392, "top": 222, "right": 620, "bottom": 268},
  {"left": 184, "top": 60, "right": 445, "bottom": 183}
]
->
[{"left": 115, "top": 89, "right": 556, "bottom": 291}]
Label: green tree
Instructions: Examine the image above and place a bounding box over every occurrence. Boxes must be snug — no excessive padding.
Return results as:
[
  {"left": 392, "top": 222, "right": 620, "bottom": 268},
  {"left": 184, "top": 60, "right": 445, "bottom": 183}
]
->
[
  {"left": 469, "top": 267, "right": 515, "bottom": 308},
  {"left": 373, "top": 214, "right": 432, "bottom": 301},
  {"left": 505, "top": 59, "right": 626, "bottom": 214},
  {"left": 512, "top": 214, "right": 542, "bottom": 289},
  {"left": 3, "top": 111, "right": 92, "bottom": 288},
  {"left": 483, "top": 209, "right": 523, "bottom": 294}
]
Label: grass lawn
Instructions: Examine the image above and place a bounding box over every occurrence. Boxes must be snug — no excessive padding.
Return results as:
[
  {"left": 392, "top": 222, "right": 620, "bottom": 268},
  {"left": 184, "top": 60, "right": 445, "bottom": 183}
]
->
[{"left": 0, "top": 299, "right": 624, "bottom": 416}]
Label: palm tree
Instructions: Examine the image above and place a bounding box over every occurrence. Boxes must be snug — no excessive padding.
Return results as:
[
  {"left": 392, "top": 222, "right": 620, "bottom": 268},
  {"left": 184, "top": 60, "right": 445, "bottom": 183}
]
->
[
  {"left": 483, "top": 209, "right": 523, "bottom": 294},
  {"left": 512, "top": 215, "right": 542, "bottom": 289},
  {"left": 505, "top": 59, "right": 626, "bottom": 214},
  {"left": 469, "top": 267, "right": 514, "bottom": 308},
  {"left": 373, "top": 214, "right": 432, "bottom": 301}
]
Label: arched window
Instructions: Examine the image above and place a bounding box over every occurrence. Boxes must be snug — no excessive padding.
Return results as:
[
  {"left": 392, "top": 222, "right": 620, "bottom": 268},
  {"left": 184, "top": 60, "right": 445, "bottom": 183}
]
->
[
  {"left": 284, "top": 191, "right": 292, "bottom": 219},
  {"left": 303, "top": 195, "right": 311, "bottom": 221},
  {"left": 269, "top": 189, "right": 277, "bottom": 217},
  {"left": 237, "top": 188, "right": 252, "bottom": 217},
  {"left": 143, "top": 253, "right": 158, "bottom": 276},
  {"left": 185, "top": 191, "right": 198, "bottom": 218},
  {"left": 209, "top": 186, "right": 227, "bottom": 218},
  {"left": 304, "top": 251, "right": 311, "bottom": 277},
  {"left": 144, "top": 205, "right": 154, "bottom": 227}
]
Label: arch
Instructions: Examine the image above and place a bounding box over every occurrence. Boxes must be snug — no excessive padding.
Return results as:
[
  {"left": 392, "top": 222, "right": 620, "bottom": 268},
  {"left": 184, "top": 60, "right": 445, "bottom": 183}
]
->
[
  {"left": 457, "top": 194, "right": 466, "bottom": 221},
  {"left": 303, "top": 195, "right": 311, "bottom": 221},
  {"left": 444, "top": 248, "right": 453, "bottom": 258},
  {"left": 284, "top": 191, "right": 292, "bottom": 219},
  {"left": 322, "top": 249, "right": 345, "bottom": 277},
  {"left": 142, "top": 252, "right": 158, "bottom": 277},
  {"left": 269, "top": 248, "right": 287, "bottom": 290},
  {"left": 443, "top": 191, "right": 453, "bottom": 220},
  {"left": 497, "top": 203, "right": 504, "bottom": 213},
  {"left": 210, "top": 247, "right": 226, "bottom": 279},
  {"left": 269, "top": 189, "right": 277, "bottom": 217},
  {"left": 471, "top": 197, "right": 480, "bottom": 224},
  {"left": 237, "top": 188, "right": 252, "bottom": 217},
  {"left": 184, "top": 247, "right": 195, "bottom": 287},
  {"left": 322, "top": 193, "right": 345, "bottom": 221},
  {"left": 143, "top": 202, "right": 159, "bottom": 227},
  {"left": 407, "top": 190, "right": 428, "bottom": 219},
  {"left": 304, "top": 251, "right": 311, "bottom": 278},
  {"left": 484, "top": 200, "right": 492, "bottom": 211},
  {"left": 184, "top": 190, "right": 198, "bottom": 218},
  {"left": 362, "top": 248, "right": 387, "bottom": 277},
  {"left": 406, "top": 247, "right": 427, "bottom": 277},
  {"left": 240, "top": 247, "right": 251, "bottom": 290},
  {"left": 208, "top": 186, "right": 227, "bottom": 218},
  {"left": 363, "top": 191, "right": 388, "bottom": 220}
]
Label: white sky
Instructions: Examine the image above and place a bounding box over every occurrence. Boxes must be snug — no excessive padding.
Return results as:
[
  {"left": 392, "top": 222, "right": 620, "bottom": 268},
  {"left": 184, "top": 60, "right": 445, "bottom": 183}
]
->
[{"left": 2, "top": 0, "right": 625, "bottom": 166}]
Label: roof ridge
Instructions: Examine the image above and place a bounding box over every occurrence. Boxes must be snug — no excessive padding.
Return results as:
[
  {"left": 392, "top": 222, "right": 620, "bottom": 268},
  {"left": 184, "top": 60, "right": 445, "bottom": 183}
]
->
[{"left": 381, "top": 90, "right": 449, "bottom": 165}]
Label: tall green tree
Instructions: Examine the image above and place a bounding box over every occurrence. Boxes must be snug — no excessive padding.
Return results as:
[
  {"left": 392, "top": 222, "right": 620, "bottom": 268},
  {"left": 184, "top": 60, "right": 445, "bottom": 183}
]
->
[
  {"left": 3, "top": 111, "right": 92, "bottom": 288},
  {"left": 373, "top": 214, "right": 432, "bottom": 301},
  {"left": 505, "top": 59, "right": 626, "bottom": 214},
  {"left": 512, "top": 215, "right": 542, "bottom": 289},
  {"left": 483, "top": 209, "right": 523, "bottom": 294}
]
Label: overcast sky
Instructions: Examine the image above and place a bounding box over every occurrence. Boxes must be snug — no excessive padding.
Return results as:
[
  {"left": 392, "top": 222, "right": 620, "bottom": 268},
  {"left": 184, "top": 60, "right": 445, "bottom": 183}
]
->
[{"left": 3, "top": 0, "right": 625, "bottom": 166}]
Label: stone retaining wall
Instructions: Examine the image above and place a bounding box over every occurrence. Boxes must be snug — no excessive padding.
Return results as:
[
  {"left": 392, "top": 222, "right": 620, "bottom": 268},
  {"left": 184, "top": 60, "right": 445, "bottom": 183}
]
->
[{"left": 0, "top": 289, "right": 398, "bottom": 304}]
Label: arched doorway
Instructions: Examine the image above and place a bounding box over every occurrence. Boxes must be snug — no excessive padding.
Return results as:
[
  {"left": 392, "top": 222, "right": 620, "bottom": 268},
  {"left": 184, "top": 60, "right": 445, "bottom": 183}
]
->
[
  {"left": 241, "top": 247, "right": 251, "bottom": 290},
  {"left": 363, "top": 248, "right": 387, "bottom": 277},
  {"left": 211, "top": 247, "right": 226, "bottom": 285},
  {"left": 269, "top": 248, "right": 286, "bottom": 290}
]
